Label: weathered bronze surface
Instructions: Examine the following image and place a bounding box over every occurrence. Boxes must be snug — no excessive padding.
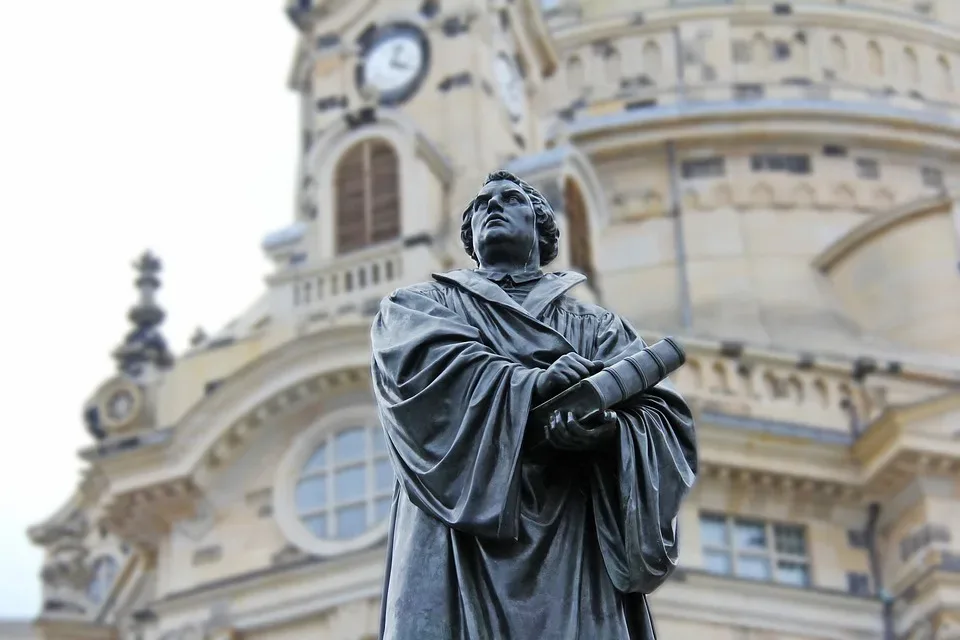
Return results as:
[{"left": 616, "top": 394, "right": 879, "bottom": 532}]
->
[{"left": 371, "top": 170, "right": 698, "bottom": 639}]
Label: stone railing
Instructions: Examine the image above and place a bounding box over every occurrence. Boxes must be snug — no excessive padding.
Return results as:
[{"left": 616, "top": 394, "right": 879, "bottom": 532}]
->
[
  {"left": 289, "top": 246, "right": 404, "bottom": 326},
  {"left": 669, "top": 346, "right": 888, "bottom": 436}
]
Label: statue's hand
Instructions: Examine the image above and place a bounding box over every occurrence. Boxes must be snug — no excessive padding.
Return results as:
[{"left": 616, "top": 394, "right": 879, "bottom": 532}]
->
[
  {"left": 544, "top": 410, "right": 618, "bottom": 451},
  {"left": 535, "top": 353, "right": 604, "bottom": 401}
]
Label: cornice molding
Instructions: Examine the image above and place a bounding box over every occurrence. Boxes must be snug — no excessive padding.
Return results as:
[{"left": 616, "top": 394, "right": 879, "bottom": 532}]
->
[
  {"left": 563, "top": 99, "right": 960, "bottom": 158},
  {"left": 654, "top": 569, "right": 883, "bottom": 639}
]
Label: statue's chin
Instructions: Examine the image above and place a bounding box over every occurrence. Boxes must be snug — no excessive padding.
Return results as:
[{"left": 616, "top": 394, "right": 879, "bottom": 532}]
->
[{"left": 477, "top": 230, "right": 535, "bottom": 264}]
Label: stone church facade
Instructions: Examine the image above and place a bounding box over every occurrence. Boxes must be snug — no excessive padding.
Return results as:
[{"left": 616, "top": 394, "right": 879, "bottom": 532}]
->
[{"left": 16, "top": 0, "right": 960, "bottom": 638}]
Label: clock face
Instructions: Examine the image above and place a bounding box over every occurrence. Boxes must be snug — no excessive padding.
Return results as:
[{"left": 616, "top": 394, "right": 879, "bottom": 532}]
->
[
  {"left": 494, "top": 53, "right": 525, "bottom": 122},
  {"left": 106, "top": 389, "right": 135, "bottom": 423},
  {"left": 357, "top": 24, "right": 430, "bottom": 106}
]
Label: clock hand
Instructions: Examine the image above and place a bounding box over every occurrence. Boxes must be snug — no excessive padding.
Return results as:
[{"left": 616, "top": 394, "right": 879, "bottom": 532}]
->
[{"left": 390, "top": 45, "right": 409, "bottom": 70}]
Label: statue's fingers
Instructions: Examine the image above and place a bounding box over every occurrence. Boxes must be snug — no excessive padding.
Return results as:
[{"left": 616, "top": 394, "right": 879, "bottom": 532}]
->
[
  {"left": 563, "top": 412, "right": 594, "bottom": 439},
  {"left": 556, "top": 367, "right": 582, "bottom": 387},
  {"left": 561, "top": 352, "right": 595, "bottom": 370},
  {"left": 546, "top": 418, "right": 577, "bottom": 449},
  {"left": 546, "top": 411, "right": 572, "bottom": 446},
  {"left": 562, "top": 360, "right": 591, "bottom": 380},
  {"left": 563, "top": 414, "right": 603, "bottom": 448}
]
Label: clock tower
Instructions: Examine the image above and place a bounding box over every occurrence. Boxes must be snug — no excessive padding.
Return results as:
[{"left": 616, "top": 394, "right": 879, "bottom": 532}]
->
[{"left": 275, "top": 0, "right": 558, "bottom": 281}]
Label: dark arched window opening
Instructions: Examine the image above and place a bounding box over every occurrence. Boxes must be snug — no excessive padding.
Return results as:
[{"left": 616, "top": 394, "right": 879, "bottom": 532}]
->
[
  {"left": 334, "top": 140, "right": 401, "bottom": 254},
  {"left": 563, "top": 178, "right": 595, "bottom": 283}
]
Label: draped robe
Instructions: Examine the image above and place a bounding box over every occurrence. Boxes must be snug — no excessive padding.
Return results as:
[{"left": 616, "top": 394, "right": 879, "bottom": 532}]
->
[{"left": 371, "top": 269, "right": 698, "bottom": 640}]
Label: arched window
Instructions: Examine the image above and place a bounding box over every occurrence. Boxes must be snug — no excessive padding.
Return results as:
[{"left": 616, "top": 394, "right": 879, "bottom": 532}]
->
[
  {"left": 641, "top": 41, "right": 662, "bottom": 82},
  {"left": 294, "top": 425, "right": 394, "bottom": 541},
  {"left": 566, "top": 55, "right": 584, "bottom": 92},
  {"left": 563, "top": 178, "right": 595, "bottom": 282},
  {"left": 603, "top": 47, "right": 621, "bottom": 84},
  {"left": 829, "top": 36, "right": 847, "bottom": 72},
  {"left": 938, "top": 55, "right": 954, "bottom": 92},
  {"left": 903, "top": 47, "right": 920, "bottom": 85},
  {"left": 752, "top": 33, "right": 770, "bottom": 66},
  {"left": 87, "top": 556, "right": 118, "bottom": 604},
  {"left": 334, "top": 140, "right": 401, "bottom": 254},
  {"left": 867, "top": 41, "right": 884, "bottom": 76}
]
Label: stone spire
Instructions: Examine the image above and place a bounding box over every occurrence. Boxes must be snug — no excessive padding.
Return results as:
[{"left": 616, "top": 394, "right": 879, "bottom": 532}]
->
[{"left": 112, "top": 251, "right": 174, "bottom": 377}]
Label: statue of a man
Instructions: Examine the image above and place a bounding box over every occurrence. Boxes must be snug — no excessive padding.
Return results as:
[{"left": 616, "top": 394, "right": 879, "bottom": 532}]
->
[{"left": 371, "top": 170, "right": 698, "bottom": 639}]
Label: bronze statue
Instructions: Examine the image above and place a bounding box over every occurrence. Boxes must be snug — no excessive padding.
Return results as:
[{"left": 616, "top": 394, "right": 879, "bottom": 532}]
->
[{"left": 371, "top": 170, "right": 698, "bottom": 639}]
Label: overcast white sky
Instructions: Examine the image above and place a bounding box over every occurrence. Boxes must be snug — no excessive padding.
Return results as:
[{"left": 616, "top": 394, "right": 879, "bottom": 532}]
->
[{"left": 0, "top": 1, "right": 297, "bottom": 617}]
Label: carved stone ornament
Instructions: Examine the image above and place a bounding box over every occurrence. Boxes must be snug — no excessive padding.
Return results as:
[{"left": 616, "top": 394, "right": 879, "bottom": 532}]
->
[
  {"left": 40, "top": 548, "right": 91, "bottom": 591},
  {"left": 31, "top": 509, "right": 89, "bottom": 548},
  {"left": 286, "top": 0, "right": 376, "bottom": 32},
  {"left": 98, "top": 379, "right": 145, "bottom": 432},
  {"left": 39, "top": 542, "right": 93, "bottom": 618},
  {"left": 83, "top": 374, "right": 150, "bottom": 441}
]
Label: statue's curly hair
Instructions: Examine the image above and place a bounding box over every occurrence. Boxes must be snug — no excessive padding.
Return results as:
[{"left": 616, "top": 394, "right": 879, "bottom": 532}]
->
[{"left": 460, "top": 170, "right": 560, "bottom": 267}]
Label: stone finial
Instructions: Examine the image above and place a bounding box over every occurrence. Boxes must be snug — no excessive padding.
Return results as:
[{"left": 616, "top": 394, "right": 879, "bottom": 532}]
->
[{"left": 112, "top": 251, "right": 174, "bottom": 377}]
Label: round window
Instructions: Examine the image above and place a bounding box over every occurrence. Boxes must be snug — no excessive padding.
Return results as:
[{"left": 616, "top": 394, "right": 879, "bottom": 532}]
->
[{"left": 294, "top": 425, "right": 395, "bottom": 540}]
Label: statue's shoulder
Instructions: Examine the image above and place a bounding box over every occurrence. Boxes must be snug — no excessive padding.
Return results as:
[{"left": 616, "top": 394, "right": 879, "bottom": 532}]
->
[
  {"left": 554, "top": 293, "right": 613, "bottom": 321},
  {"left": 389, "top": 279, "right": 452, "bottom": 301}
]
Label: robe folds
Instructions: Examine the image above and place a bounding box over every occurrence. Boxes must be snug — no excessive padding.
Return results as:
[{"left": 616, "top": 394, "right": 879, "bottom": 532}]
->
[{"left": 371, "top": 269, "right": 698, "bottom": 640}]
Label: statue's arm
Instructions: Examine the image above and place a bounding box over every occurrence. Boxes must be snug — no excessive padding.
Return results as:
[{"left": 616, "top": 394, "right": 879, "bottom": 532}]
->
[{"left": 371, "top": 287, "right": 540, "bottom": 541}]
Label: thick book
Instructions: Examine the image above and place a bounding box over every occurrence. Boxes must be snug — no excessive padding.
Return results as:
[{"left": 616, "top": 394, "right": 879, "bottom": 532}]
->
[{"left": 528, "top": 337, "right": 686, "bottom": 429}]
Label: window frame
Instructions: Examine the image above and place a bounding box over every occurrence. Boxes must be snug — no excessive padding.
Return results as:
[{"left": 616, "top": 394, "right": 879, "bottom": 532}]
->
[
  {"left": 294, "top": 425, "right": 394, "bottom": 541},
  {"left": 274, "top": 404, "right": 395, "bottom": 557},
  {"left": 855, "top": 157, "right": 880, "bottom": 180},
  {"left": 699, "top": 512, "right": 812, "bottom": 588},
  {"left": 334, "top": 139, "right": 402, "bottom": 255},
  {"left": 750, "top": 153, "right": 812, "bottom": 175},
  {"left": 681, "top": 156, "right": 726, "bottom": 180},
  {"left": 86, "top": 554, "right": 119, "bottom": 605}
]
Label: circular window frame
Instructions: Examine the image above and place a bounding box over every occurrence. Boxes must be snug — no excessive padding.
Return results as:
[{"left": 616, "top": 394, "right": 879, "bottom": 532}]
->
[{"left": 274, "top": 404, "right": 392, "bottom": 557}]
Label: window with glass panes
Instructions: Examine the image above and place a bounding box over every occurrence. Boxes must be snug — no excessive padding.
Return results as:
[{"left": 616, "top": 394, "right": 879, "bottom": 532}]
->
[
  {"left": 699, "top": 512, "right": 811, "bottom": 587},
  {"left": 87, "top": 555, "right": 119, "bottom": 604},
  {"left": 295, "top": 425, "right": 395, "bottom": 540}
]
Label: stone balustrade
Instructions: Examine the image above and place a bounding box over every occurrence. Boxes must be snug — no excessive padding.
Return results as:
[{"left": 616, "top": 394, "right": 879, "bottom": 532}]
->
[
  {"left": 670, "top": 346, "right": 890, "bottom": 436},
  {"left": 289, "top": 246, "right": 404, "bottom": 325}
]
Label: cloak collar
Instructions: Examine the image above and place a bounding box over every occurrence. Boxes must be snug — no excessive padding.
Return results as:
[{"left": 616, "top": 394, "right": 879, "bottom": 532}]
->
[
  {"left": 432, "top": 269, "right": 587, "bottom": 320},
  {"left": 475, "top": 268, "right": 544, "bottom": 285}
]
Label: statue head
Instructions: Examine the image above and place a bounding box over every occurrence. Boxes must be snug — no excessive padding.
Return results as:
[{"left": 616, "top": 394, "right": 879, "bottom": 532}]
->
[{"left": 460, "top": 170, "right": 560, "bottom": 271}]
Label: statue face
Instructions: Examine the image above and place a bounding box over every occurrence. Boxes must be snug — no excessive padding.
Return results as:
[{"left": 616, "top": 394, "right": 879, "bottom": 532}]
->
[{"left": 470, "top": 179, "right": 538, "bottom": 267}]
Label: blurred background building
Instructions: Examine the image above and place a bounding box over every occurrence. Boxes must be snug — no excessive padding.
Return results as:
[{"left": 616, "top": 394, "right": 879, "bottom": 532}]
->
[{"left": 17, "top": 0, "right": 960, "bottom": 638}]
